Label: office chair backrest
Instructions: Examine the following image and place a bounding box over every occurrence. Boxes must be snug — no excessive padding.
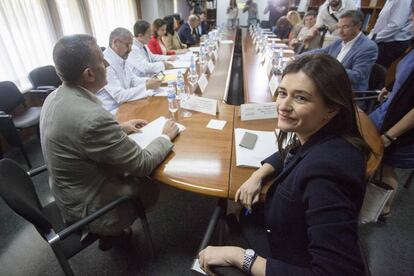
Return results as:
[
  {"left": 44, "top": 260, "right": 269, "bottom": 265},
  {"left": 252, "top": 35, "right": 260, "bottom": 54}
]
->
[
  {"left": 368, "top": 63, "right": 387, "bottom": 90},
  {"left": 0, "top": 81, "right": 24, "bottom": 113},
  {"left": 28, "top": 65, "right": 62, "bottom": 89},
  {"left": 0, "top": 114, "right": 23, "bottom": 147},
  {"left": 0, "top": 159, "right": 53, "bottom": 239}
]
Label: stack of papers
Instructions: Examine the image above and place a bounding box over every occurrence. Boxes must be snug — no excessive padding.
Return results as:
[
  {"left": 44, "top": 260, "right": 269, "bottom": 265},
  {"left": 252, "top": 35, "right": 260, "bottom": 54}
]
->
[
  {"left": 161, "top": 68, "right": 187, "bottom": 84},
  {"left": 234, "top": 128, "right": 278, "bottom": 168},
  {"left": 128, "top": 116, "right": 186, "bottom": 148}
]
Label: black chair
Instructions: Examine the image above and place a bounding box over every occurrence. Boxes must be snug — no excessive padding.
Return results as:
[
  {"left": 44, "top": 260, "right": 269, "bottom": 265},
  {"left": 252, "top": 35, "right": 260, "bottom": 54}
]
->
[
  {"left": 28, "top": 65, "right": 62, "bottom": 93},
  {"left": 354, "top": 63, "right": 387, "bottom": 113},
  {"left": 0, "top": 81, "right": 45, "bottom": 168},
  {"left": 0, "top": 159, "right": 154, "bottom": 276}
]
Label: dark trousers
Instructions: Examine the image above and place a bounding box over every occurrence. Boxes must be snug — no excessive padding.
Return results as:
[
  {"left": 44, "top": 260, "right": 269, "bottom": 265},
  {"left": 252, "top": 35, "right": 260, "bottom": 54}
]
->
[{"left": 377, "top": 40, "right": 412, "bottom": 69}]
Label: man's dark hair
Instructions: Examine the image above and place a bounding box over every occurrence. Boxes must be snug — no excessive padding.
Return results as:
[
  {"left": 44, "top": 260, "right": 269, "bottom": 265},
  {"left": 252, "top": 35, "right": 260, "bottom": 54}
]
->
[
  {"left": 339, "top": 10, "right": 364, "bottom": 28},
  {"left": 133, "top": 20, "right": 150, "bottom": 37},
  {"left": 53, "top": 34, "right": 97, "bottom": 84}
]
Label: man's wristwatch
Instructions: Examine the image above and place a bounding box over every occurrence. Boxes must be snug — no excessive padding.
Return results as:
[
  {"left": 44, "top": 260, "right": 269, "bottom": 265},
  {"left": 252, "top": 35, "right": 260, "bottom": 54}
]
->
[{"left": 242, "top": 249, "right": 257, "bottom": 275}]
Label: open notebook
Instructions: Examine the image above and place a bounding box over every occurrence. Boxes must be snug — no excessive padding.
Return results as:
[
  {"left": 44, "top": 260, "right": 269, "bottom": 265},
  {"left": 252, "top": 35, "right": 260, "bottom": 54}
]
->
[{"left": 128, "top": 116, "right": 185, "bottom": 148}]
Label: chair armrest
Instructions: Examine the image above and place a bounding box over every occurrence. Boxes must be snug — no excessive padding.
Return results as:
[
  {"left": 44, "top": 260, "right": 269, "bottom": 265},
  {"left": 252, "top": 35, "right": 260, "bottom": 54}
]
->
[
  {"left": 354, "top": 90, "right": 381, "bottom": 95},
  {"left": 27, "top": 164, "right": 47, "bottom": 177},
  {"left": 54, "top": 195, "right": 134, "bottom": 242}
]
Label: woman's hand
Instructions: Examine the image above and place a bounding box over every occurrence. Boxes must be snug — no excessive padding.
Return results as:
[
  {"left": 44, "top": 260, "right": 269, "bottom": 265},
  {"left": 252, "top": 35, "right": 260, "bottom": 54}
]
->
[
  {"left": 235, "top": 173, "right": 262, "bottom": 211},
  {"left": 121, "top": 119, "right": 147, "bottom": 134},
  {"left": 381, "top": 134, "right": 392, "bottom": 148},
  {"left": 377, "top": 87, "right": 389, "bottom": 102},
  {"left": 198, "top": 246, "right": 244, "bottom": 275}
]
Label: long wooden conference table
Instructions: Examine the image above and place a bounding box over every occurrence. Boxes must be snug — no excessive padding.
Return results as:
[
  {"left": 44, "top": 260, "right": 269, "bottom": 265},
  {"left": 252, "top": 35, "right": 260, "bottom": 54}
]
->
[{"left": 117, "top": 28, "right": 382, "bottom": 200}]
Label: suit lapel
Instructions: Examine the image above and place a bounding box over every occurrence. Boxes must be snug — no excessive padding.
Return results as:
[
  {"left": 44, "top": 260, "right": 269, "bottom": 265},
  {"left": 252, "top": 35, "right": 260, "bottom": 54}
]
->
[{"left": 341, "top": 35, "right": 363, "bottom": 66}]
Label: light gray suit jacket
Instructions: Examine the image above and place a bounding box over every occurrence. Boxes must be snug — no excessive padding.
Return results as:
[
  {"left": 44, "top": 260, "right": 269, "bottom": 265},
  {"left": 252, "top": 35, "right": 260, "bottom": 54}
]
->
[{"left": 40, "top": 84, "right": 173, "bottom": 235}]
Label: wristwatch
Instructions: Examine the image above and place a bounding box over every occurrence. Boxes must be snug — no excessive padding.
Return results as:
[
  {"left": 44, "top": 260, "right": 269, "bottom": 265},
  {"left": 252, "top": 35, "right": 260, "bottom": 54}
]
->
[{"left": 242, "top": 249, "right": 257, "bottom": 275}]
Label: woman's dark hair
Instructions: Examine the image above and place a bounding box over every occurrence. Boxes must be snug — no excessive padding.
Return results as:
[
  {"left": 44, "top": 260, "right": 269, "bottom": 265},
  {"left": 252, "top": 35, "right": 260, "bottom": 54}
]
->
[
  {"left": 275, "top": 16, "right": 292, "bottom": 39},
  {"left": 276, "top": 54, "right": 371, "bottom": 161},
  {"left": 152, "top": 18, "right": 167, "bottom": 37},
  {"left": 173, "top": 13, "right": 184, "bottom": 28},
  {"left": 164, "top": 15, "right": 175, "bottom": 35}
]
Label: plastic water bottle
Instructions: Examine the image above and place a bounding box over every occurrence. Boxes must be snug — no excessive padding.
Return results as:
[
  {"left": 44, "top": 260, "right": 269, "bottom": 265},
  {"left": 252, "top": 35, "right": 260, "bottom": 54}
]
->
[
  {"left": 190, "top": 56, "right": 197, "bottom": 75},
  {"left": 167, "top": 81, "right": 179, "bottom": 114},
  {"left": 176, "top": 71, "right": 185, "bottom": 99}
]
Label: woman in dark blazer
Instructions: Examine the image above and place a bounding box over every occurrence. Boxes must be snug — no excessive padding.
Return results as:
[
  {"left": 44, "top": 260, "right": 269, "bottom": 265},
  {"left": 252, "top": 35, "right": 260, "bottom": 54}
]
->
[{"left": 199, "top": 54, "right": 371, "bottom": 275}]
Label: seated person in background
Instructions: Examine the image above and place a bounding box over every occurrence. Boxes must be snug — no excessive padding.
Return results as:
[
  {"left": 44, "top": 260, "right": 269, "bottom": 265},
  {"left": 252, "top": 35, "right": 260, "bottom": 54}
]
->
[
  {"left": 173, "top": 13, "right": 184, "bottom": 32},
  {"left": 304, "top": 10, "right": 378, "bottom": 91},
  {"left": 272, "top": 16, "right": 292, "bottom": 40},
  {"left": 97, "top": 27, "right": 162, "bottom": 113},
  {"left": 148, "top": 19, "right": 180, "bottom": 56},
  {"left": 178, "top": 15, "right": 200, "bottom": 47},
  {"left": 289, "top": 10, "right": 321, "bottom": 52},
  {"left": 286, "top": 10, "right": 302, "bottom": 40},
  {"left": 41, "top": 34, "right": 179, "bottom": 250},
  {"left": 128, "top": 20, "right": 175, "bottom": 78},
  {"left": 197, "top": 11, "right": 209, "bottom": 36},
  {"left": 315, "top": 0, "right": 356, "bottom": 46},
  {"left": 162, "top": 15, "right": 189, "bottom": 52},
  {"left": 199, "top": 54, "right": 369, "bottom": 276},
  {"left": 369, "top": 8, "right": 414, "bottom": 219}
]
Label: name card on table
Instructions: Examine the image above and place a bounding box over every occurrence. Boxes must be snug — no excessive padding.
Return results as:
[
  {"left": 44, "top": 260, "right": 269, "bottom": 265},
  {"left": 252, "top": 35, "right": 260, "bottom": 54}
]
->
[
  {"left": 240, "top": 102, "right": 277, "bottom": 121},
  {"left": 213, "top": 50, "right": 219, "bottom": 61},
  {"left": 207, "top": 60, "right": 215, "bottom": 74},
  {"left": 266, "top": 60, "right": 273, "bottom": 76},
  {"left": 181, "top": 95, "right": 218, "bottom": 115},
  {"left": 198, "top": 74, "right": 209, "bottom": 93},
  {"left": 269, "top": 74, "right": 281, "bottom": 96}
]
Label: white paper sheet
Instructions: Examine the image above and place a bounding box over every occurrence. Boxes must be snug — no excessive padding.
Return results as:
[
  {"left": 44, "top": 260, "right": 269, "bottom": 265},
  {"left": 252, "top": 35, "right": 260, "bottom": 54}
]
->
[
  {"left": 176, "top": 52, "right": 197, "bottom": 62},
  {"left": 191, "top": 259, "right": 207, "bottom": 275},
  {"left": 164, "top": 68, "right": 187, "bottom": 75},
  {"left": 170, "top": 60, "right": 191, "bottom": 68},
  {"left": 220, "top": 40, "right": 234, "bottom": 44},
  {"left": 189, "top": 47, "right": 200, "bottom": 52},
  {"left": 235, "top": 128, "right": 278, "bottom": 168},
  {"left": 150, "top": 87, "right": 168, "bottom": 97},
  {"left": 206, "top": 119, "right": 227, "bottom": 130},
  {"left": 128, "top": 116, "right": 185, "bottom": 148}
]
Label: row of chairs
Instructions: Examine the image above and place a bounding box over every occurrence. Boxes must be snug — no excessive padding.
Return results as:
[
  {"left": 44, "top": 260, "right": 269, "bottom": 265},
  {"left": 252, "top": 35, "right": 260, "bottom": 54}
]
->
[{"left": 0, "top": 65, "right": 61, "bottom": 168}]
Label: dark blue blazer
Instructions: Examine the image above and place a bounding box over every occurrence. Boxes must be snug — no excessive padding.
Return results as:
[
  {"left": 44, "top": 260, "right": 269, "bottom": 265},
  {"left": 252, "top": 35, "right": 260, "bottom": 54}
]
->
[
  {"left": 178, "top": 22, "right": 197, "bottom": 46},
  {"left": 305, "top": 33, "right": 378, "bottom": 91},
  {"left": 262, "top": 126, "right": 366, "bottom": 275}
]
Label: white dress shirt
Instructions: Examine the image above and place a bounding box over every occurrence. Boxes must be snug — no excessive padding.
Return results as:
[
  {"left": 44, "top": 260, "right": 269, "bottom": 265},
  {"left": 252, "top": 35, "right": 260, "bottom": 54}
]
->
[
  {"left": 97, "top": 47, "right": 148, "bottom": 113},
  {"left": 316, "top": 0, "right": 356, "bottom": 38},
  {"left": 369, "top": 0, "right": 413, "bottom": 43},
  {"left": 336, "top": 32, "right": 362, "bottom": 62},
  {"left": 127, "top": 39, "right": 169, "bottom": 77}
]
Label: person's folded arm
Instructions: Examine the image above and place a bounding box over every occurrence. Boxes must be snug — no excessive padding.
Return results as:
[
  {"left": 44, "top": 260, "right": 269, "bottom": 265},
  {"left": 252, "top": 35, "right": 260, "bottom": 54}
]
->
[
  {"left": 128, "top": 50, "right": 165, "bottom": 75},
  {"left": 105, "top": 67, "right": 149, "bottom": 104}
]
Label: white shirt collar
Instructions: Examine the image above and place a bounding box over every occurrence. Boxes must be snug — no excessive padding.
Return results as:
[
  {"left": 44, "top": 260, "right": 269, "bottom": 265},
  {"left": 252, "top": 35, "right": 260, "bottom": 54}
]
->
[
  {"left": 104, "top": 46, "right": 126, "bottom": 69},
  {"left": 133, "top": 38, "right": 145, "bottom": 49},
  {"left": 341, "top": 31, "right": 362, "bottom": 48}
]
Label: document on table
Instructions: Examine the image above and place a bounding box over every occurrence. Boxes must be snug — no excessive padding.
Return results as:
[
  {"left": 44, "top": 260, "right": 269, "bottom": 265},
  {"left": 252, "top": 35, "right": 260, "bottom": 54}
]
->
[
  {"left": 189, "top": 46, "right": 200, "bottom": 52},
  {"left": 176, "top": 52, "right": 197, "bottom": 61},
  {"left": 171, "top": 60, "right": 191, "bottom": 68},
  {"left": 128, "top": 116, "right": 185, "bottom": 148},
  {"left": 234, "top": 128, "right": 278, "bottom": 168}
]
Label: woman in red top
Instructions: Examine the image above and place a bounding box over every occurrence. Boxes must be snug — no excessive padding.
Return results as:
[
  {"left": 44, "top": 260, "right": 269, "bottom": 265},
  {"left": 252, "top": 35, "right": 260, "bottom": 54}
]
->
[{"left": 148, "top": 18, "right": 178, "bottom": 56}]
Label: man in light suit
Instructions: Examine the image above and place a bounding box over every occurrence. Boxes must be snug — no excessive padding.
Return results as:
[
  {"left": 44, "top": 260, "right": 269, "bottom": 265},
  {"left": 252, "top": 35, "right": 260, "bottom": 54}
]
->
[
  {"left": 305, "top": 10, "right": 378, "bottom": 91},
  {"left": 40, "top": 34, "right": 179, "bottom": 250},
  {"left": 128, "top": 20, "right": 175, "bottom": 77},
  {"left": 178, "top": 15, "right": 199, "bottom": 47},
  {"left": 97, "top": 28, "right": 162, "bottom": 113}
]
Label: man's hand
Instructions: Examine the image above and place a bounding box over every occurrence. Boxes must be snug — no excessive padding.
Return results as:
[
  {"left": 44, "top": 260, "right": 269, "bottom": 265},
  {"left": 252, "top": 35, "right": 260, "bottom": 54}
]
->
[
  {"left": 164, "top": 62, "right": 174, "bottom": 70},
  {"left": 121, "top": 119, "right": 148, "bottom": 134},
  {"left": 162, "top": 119, "right": 179, "bottom": 140},
  {"left": 146, "top": 78, "right": 162, "bottom": 90}
]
